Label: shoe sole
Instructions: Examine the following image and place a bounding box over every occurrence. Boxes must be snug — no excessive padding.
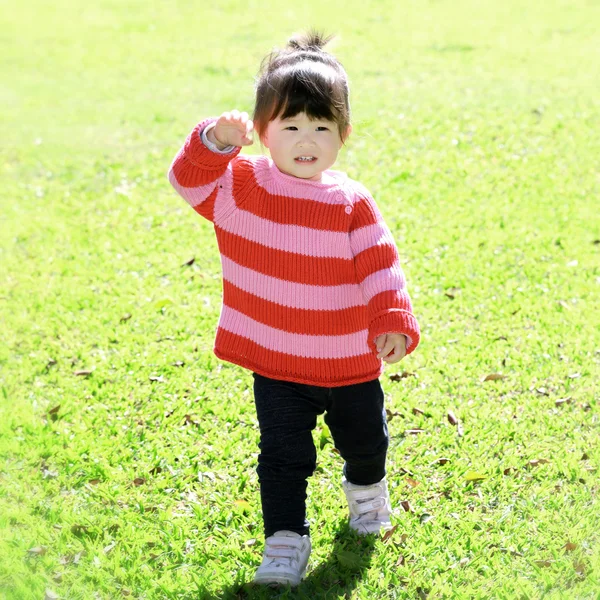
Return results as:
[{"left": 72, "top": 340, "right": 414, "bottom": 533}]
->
[{"left": 254, "top": 568, "right": 307, "bottom": 587}]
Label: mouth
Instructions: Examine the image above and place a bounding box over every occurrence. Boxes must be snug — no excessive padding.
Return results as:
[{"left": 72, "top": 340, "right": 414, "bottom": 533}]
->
[{"left": 294, "top": 156, "right": 317, "bottom": 163}]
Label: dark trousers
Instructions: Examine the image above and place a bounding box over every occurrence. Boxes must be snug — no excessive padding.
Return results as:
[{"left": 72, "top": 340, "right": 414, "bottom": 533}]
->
[{"left": 252, "top": 372, "right": 389, "bottom": 538}]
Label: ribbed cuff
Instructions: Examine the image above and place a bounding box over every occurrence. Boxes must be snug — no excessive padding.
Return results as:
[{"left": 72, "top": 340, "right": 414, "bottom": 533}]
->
[
  {"left": 184, "top": 118, "right": 241, "bottom": 170},
  {"left": 369, "top": 310, "right": 421, "bottom": 355},
  {"left": 201, "top": 122, "right": 237, "bottom": 154}
]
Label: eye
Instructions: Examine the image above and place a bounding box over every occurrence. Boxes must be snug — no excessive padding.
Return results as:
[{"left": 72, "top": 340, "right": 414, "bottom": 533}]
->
[
  {"left": 284, "top": 126, "right": 298, "bottom": 131},
  {"left": 316, "top": 126, "right": 329, "bottom": 131}
]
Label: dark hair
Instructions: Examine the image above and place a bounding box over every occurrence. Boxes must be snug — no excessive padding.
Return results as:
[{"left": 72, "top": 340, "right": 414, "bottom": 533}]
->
[{"left": 253, "top": 30, "right": 351, "bottom": 142}]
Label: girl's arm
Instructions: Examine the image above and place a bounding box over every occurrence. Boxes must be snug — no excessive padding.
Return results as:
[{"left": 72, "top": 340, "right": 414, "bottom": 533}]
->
[
  {"left": 167, "top": 118, "right": 242, "bottom": 223},
  {"left": 349, "top": 186, "right": 421, "bottom": 356}
]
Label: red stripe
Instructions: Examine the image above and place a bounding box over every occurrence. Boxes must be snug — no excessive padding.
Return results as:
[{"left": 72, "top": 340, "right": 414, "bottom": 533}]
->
[
  {"left": 216, "top": 226, "right": 356, "bottom": 285},
  {"left": 354, "top": 244, "right": 399, "bottom": 283},
  {"left": 192, "top": 186, "right": 217, "bottom": 222},
  {"left": 222, "top": 279, "right": 368, "bottom": 335},
  {"left": 233, "top": 159, "right": 352, "bottom": 231},
  {"left": 367, "top": 289, "right": 413, "bottom": 314},
  {"left": 214, "top": 328, "right": 383, "bottom": 387}
]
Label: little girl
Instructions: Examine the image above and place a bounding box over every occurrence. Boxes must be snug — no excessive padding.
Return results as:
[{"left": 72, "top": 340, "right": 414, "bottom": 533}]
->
[{"left": 168, "top": 31, "right": 420, "bottom": 587}]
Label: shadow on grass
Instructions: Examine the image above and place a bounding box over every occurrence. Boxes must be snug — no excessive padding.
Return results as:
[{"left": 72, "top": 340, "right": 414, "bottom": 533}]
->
[{"left": 214, "top": 521, "right": 378, "bottom": 599}]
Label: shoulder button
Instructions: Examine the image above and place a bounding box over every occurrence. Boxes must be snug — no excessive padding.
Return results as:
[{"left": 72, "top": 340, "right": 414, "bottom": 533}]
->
[{"left": 345, "top": 205, "right": 353, "bottom": 214}]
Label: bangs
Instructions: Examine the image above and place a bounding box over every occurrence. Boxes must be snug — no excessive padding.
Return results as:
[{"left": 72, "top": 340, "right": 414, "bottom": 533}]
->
[
  {"left": 270, "top": 70, "right": 340, "bottom": 123},
  {"left": 254, "top": 60, "right": 350, "bottom": 139}
]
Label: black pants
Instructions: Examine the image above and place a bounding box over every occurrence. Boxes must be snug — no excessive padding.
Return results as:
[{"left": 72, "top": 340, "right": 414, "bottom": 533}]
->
[{"left": 252, "top": 372, "right": 389, "bottom": 538}]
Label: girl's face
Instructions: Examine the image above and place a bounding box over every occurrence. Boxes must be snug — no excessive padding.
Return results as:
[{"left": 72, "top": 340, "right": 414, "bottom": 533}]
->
[{"left": 261, "top": 112, "right": 351, "bottom": 181}]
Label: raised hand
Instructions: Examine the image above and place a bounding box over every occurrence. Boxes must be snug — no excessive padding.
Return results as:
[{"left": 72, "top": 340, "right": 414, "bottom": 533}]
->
[{"left": 209, "top": 110, "right": 254, "bottom": 148}]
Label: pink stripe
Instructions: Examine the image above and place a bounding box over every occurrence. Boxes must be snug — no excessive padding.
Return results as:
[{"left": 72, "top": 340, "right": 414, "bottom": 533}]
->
[
  {"left": 168, "top": 170, "right": 217, "bottom": 208},
  {"left": 219, "top": 306, "right": 370, "bottom": 358},
  {"left": 219, "top": 204, "right": 353, "bottom": 259},
  {"left": 349, "top": 222, "right": 396, "bottom": 256},
  {"left": 221, "top": 256, "right": 365, "bottom": 310},
  {"left": 361, "top": 265, "right": 407, "bottom": 302}
]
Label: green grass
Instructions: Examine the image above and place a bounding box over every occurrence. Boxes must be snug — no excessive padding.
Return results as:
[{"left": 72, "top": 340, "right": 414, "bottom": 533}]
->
[{"left": 1, "top": 0, "right": 599, "bottom": 598}]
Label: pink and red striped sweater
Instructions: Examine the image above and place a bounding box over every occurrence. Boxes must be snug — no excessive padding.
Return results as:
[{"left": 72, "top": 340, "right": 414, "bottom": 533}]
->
[{"left": 168, "top": 118, "right": 420, "bottom": 387}]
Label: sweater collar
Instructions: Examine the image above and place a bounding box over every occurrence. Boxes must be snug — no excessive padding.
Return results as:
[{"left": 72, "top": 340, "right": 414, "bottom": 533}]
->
[{"left": 268, "top": 157, "right": 347, "bottom": 189}]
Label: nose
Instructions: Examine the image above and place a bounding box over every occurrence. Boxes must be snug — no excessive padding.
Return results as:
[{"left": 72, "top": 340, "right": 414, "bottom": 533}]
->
[{"left": 297, "top": 131, "right": 315, "bottom": 146}]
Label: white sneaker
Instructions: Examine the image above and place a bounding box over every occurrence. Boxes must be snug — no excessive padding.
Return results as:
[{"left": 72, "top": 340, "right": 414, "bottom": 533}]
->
[
  {"left": 253, "top": 530, "right": 311, "bottom": 587},
  {"left": 342, "top": 476, "right": 394, "bottom": 534}
]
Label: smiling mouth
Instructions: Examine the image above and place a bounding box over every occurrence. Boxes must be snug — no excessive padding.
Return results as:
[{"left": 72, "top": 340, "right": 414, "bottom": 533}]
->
[{"left": 295, "top": 156, "right": 317, "bottom": 163}]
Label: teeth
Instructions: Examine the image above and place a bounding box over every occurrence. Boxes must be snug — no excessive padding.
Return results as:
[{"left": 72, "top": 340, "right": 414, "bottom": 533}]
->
[{"left": 296, "top": 157, "right": 315, "bottom": 161}]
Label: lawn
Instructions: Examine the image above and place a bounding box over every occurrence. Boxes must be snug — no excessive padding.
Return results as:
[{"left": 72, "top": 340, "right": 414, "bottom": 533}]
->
[{"left": 1, "top": 0, "right": 599, "bottom": 598}]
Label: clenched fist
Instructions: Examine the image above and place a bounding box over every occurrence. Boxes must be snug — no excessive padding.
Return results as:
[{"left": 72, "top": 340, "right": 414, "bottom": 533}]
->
[{"left": 208, "top": 110, "right": 254, "bottom": 149}]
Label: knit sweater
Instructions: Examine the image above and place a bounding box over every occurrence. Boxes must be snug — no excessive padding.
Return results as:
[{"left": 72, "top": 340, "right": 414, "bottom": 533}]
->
[{"left": 167, "top": 118, "right": 420, "bottom": 387}]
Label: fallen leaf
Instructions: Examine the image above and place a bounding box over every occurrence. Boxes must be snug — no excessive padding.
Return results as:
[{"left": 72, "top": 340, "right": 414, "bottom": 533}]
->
[
  {"left": 184, "top": 414, "right": 200, "bottom": 426},
  {"left": 567, "top": 372, "right": 581, "bottom": 379},
  {"left": 483, "top": 373, "right": 507, "bottom": 382},
  {"left": 494, "top": 336, "right": 508, "bottom": 342},
  {"left": 396, "top": 555, "right": 405, "bottom": 566},
  {"left": 133, "top": 478, "right": 146, "bottom": 486},
  {"left": 534, "top": 560, "right": 554, "bottom": 568},
  {"left": 581, "top": 453, "right": 589, "bottom": 460},
  {"left": 386, "top": 409, "right": 403, "bottom": 421},
  {"left": 182, "top": 257, "right": 195, "bottom": 267},
  {"left": 574, "top": 560, "right": 586, "bottom": 576},
  {"left": 27, "top": 546, "right": 47, "bottom": 556},
  {"left": 119, "top": 313, "right": 132, "bottom": 323},
  {"left": 535, "top": 387, "right": 549, "bottom": 396},
  {"left": 149, "top": 375, "right": 165, "bottom": 383},
  {"left": 555, "top": 397, "right": 572, "bottom": 406},
  {"left": 563, "top": 542, "right": 578, "bottom": 552},
  {"left": 445, "top": 287, "right": 461, "bottom": 299},
  {"left": 74, "top": 369, "right": 93, "bottom": 377},
  {"left": 171, "top": 361, "right": 185, "bottom": 367},
  {"left": 48, "top": 405, "right": 60, "bottom": 415},
  {"left": 405, "top": 429, "right": 425, "bottom": 435},
  {"left": 412, "top": 407, "right": 425, "bottom": 416},
  {"left": 420, "top": 513, "right": 434, "bottom": 524},
  {"left": 381, "top": 525, "right": 398, "bottom": 542},
  {"left": 431, "top": 457, "right": 451, "bottom": 466},
  {"left": 244, "top": 538, "right": 257, "bottom": 547},
  {"left": 400, "top": 501, "right": 413, "bottom": 513},
  {"left": 405, "top": 478, "right": 420, "bottom": 488},
  {"left": 44, "top": 590, "right": 60, "bottom": 600},
  {"left": 447, "top": 411, "right": 459, "bottom": 426},
  {"left": 389, "top": 371, "right": 417, "bottom": 382}
]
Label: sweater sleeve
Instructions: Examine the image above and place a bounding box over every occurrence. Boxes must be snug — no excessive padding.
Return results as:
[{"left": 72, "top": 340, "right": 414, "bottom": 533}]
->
[
  {"left": 349, "top": 186, "right": 421, "bottom": 356},
  {"left": 167, "top": 118, "right": 241, "bottom": 223}
]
